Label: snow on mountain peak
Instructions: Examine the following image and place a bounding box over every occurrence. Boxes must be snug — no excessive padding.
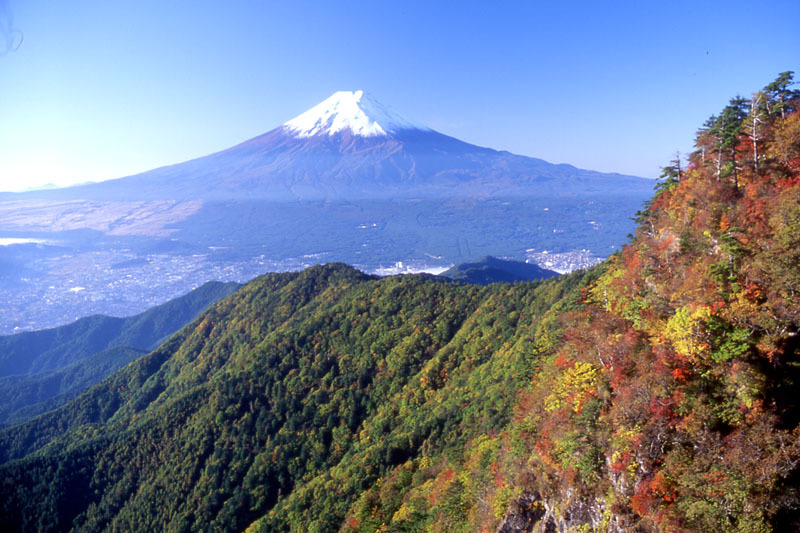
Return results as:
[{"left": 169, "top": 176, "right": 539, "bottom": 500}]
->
[{"left": 283, "top": 90, "right": 427, "bottom": 138}]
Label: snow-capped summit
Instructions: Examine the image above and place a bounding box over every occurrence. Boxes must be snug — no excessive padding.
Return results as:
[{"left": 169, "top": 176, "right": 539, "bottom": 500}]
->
[
  {"left": 282, "top": 90, "right": 427, "bottom": 138},
  {"left": 36, "top": 90, "right": 651, "bottom": 205}
]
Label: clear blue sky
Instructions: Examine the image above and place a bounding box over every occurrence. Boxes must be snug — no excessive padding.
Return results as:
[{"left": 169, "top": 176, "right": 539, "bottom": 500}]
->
[{"left": 1, "top": 0, "right": 798, "bottom": 191}]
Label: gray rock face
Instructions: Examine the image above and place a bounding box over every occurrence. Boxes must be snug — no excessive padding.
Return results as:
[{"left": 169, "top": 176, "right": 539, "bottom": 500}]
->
[
  {"left": 497, "top": 489, "right": 645, "bottom": 533},
  {"left": 496, "top": 492, "right": 547, "bottom": 532}
]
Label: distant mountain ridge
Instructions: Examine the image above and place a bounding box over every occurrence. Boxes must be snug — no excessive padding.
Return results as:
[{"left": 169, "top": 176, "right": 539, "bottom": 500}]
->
[
  {"left": 439, "top": 255, "right": 559, "bottom": 285},
  {"left": 0, "top": 346, "right": 144, "bottom": 427},
  {"left": 0, "top": 280, "right": 241, "bottom": 425}
]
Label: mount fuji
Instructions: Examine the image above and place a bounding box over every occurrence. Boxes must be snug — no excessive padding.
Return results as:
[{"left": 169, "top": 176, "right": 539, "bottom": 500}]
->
[
  {"left": 0, "top": 91, "right": 654, "bottom": 333},
  {"left": 18, "top": 90, "right": 651, "bottom": 202}
]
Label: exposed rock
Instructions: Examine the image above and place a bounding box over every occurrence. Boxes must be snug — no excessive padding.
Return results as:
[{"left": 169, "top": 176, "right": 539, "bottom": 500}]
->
[
  {"left": 495, "top": 491, "right": 546, "bottom": 532},
  {"left": 497, "top": 489, "right": 644, "bottom": 533}
]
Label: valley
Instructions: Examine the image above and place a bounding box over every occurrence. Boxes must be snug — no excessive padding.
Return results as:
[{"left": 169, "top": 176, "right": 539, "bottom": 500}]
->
[{"left": 0, "top": 194, "right": 645, "bottom": 333}]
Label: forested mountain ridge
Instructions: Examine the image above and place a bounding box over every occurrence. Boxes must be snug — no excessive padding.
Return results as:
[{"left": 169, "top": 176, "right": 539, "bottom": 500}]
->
[
  {"left": 521, "top": 71, "right": 800, "bottom": 532},
  {"left": 0, "top": 263, "right": 584, "bottom": 531},
  {"left": 439, "top": 255, "right": 559, "bottom": 285},
  {"left": 0, "top": 280, "right": 242, "bottom": 377},
  {"left": 407, "top": 71, "right": 800, "bottom": 532},
  {"left": 0, "top": 73, "right": 798, "bottom": 532},
  {"left": 0, "top": 280, "right": 241, "bottom": 426}
]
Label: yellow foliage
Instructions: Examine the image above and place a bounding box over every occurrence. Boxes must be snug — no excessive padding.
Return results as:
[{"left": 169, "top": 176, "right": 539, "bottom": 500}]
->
[
  {"left": 418, "top": 456, "right": 432, "bottom": 470},
  {"left": 492, "top": 485, "right": 518, "bottom": 520},
  {"left": 589, "top": 262, "right": 625, "bottom": 311},
  {"left": 544, "top": 361, "right": 599, "bottom": 412},
  {"left": 391, "top": 502, "right": 412, "bottom": 522},
  {"left": 663, "top": 306, "right": 711, "bottom": 361},
  {"left": 768, "top": 111, "right": 800, "bottom": 163}
]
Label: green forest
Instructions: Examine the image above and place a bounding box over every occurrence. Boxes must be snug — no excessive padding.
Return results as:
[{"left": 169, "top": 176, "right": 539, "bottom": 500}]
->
[
  {"left": 0, "top": 72, "right": 798, "bottom": 532},
  {"left": 0, "top": 280, "right": 240, "bottom": 426}
]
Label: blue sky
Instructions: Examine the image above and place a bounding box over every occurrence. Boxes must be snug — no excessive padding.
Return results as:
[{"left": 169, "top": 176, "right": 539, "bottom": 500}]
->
[{"left": 0, "top": 0, "right": 798, "bottom": 191}]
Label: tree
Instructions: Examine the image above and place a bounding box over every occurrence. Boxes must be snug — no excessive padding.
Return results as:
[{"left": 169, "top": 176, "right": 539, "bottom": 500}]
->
[
  {"left": 745, "top": 92, "right": 766, "bottom": 172},
  {"left": 660, "top": 151, "right": 683, "bottom": 182},
  {"left": 710, "top": 96, "right": 748, "bottom": 186},
  {"left": 763, "top": 71, "right": 799, "bottom": 119}
]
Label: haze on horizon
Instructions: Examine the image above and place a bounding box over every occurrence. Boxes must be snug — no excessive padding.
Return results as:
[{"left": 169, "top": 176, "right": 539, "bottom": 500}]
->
[{"left": 0, "top": 0, "right": 798, "bottom": 192}]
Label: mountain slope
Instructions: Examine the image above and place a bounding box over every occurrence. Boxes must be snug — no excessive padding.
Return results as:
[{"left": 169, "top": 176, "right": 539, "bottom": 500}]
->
[
  {"left": 0, "top": 280, "right": 241, "bottom": 377},
  {"left": 0, "top": 263, "right": 582, "bottom": 532},
  {"left": 0, "top": 346, "right": 145, "bottom": 426},
  {"left": 338, "top": 72, "right": 800, "bottom": 532},
  {"left": 0, "top": 280, "right": 241, "bottom": 425}
]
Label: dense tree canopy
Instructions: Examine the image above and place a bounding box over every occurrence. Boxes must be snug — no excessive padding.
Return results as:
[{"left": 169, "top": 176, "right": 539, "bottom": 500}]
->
[{"left": 493, "top": 71, "right": 800, "bottom": 532}]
